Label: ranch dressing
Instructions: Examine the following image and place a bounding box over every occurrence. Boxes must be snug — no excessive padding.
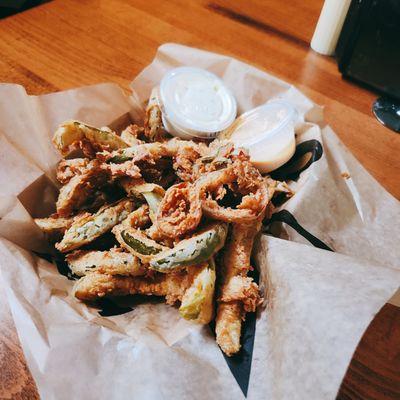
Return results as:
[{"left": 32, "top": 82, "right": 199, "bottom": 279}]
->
[
  {"left": 159, "top": 67, "right": 237, "bottom": 139},
  {"left": 222, "top": 101, "right": 297, "bottom": 173}
]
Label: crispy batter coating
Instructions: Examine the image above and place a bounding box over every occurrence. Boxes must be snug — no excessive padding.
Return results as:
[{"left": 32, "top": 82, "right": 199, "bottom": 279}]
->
[
  {"left": 215, "top": 302, "right": 243, "bottom": 357},
  {"left": 34, "top": 215, "right": 75, "bottom": 238},
  {"left": 120, "top": 124, "right": 145, "bottom": 146},
  {"left": 53, "top": 120, "right": 128, "bottom": 157},
  {"left": 104, "top": 160, "right": 142, "bottom": 179},
  {"left": 190, "top": 140, "right": 235, "bottom": 182},
  {"left": 156, "top": 182, "right": 202, "bottom": 238},
  {"left": 121, "top": 205, "right": 151, "bottom": 229},
  {"left": 73, "top": 269, "right": 196, "bottom": 304},
  {"left": 215, "top": 217, "right": 263, "bottom": 356},
  {"left": 56, "top": 158, "right": 90, "bottom": 184},
  {"left": 56, "top": 160, "right": 108, "bottom": 217},
  {"left": 113, "top": 225, "right": 168, "bottom": 263},
  {"left": 98, "top": 138, "right": 201, "bottom": 187},
  {"left": 198, "top": 155, "right": 270, "bottom": 223},
  {"left": 144, "top": 88, "right": 168, "bottom": 142},
  {"left": 99, "top": 138, "right": 208, "bottom": 171},
  {"left": 56, "top": 199, "right": 135, "bottom": 252},
  {"left": 46, "top": 118, "right": 290, "bottom": 357},
  {"left": 223, "top": 220, "right": 263, "bottom": 278},
  {"left": 173, "top": 146, "right": 204, "bottom": 182},
  {"left": 67, "top": 248, "right": 146, "bottom": 277},
  {"left": 219, "top": 276, "right": 260, "bottom": 312}
]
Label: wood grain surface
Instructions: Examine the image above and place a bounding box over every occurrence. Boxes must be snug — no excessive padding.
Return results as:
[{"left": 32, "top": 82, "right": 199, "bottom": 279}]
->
[{"left": 0, "top": 1, "right": 398, "bottom": 399}]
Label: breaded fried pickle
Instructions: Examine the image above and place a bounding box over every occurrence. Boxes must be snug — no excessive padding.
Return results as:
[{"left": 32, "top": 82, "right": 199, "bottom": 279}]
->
[
  {"left": 179, "top": 260, "right": 216, "bottom": 324},
  {"left": 73, "top": 269, "right": 196, "bottom": 304},
  {"left": 53, "top": 120, "right": 128, "bottom": 156},
  {"left": 66, "top": 248, "right": 146, "bottom": 277},
  {"left": 216, "top": 219, "right": 263, "bottom": 356},
  {"left": 113, "top": 225, "right": 168, "bottom": 264},
  {"left": 56, "top": 199, "right": 135, "bottom": 252},
  {"left": 34, "top": 215, "right": 75, "bottom": 237}
]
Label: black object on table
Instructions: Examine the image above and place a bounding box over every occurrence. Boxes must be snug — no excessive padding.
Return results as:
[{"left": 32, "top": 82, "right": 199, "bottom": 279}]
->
[
  {"left": 0, "top": 0, "right": 51, "bottom": 19},
  {"left": 336, "top": 0, "right": 400, "bottom": 133}
]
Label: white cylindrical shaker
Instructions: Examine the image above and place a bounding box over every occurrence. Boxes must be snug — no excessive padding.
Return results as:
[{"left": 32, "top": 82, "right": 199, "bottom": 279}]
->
[{"left": 311, "top": 0, "right": 352, "bottom": 56}]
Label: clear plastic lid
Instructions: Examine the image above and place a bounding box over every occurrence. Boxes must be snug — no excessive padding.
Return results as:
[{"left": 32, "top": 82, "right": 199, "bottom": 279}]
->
[
  {"left": 159, "top": 67, "right": 237, "bottom": 138},
  {"left": 226, "top": 101, "right": 297, "bottom": 147},
  {"left": 222, "top": 101, "right": 298, "bottom": 173}
]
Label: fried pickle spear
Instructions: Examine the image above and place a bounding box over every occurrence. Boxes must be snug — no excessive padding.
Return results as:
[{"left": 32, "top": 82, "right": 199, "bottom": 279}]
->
[
  {"left": 53, "top": 121, "right": 129, "bottom": 157},
  {"left": 100, "top": 138, "right": 207, "bottom": 166},
  {"left": 215, "top": 218, "right": 263, "bottom": 356},
  {"left": 73, "top": 268, "right": 197, "bottom": 304},
  {"left": 56, "top": 199, "right": 135, "bottom": 252},
  {"left": 67, "top": 248, "right": 146, "bottom": 277},
  {"left": 150, "top": 223, "right": 227, "bottom": 272}
]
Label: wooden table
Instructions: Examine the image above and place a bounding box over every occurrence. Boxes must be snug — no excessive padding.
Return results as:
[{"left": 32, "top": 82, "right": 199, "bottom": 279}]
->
[{"left": 0, "top": 1, "right": 399, "bottom": 398}]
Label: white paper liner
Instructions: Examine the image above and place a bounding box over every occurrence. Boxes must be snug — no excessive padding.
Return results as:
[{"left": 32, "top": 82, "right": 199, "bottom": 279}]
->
[{"left": 0, "top": 44, "right": 399, "bottom": 400}]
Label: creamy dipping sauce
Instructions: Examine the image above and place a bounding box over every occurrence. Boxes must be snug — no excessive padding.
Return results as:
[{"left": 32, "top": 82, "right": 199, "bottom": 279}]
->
[
  {"left": 223, "top": 101, "right": 297, "bottom": 173},
  {"left": 159, "top": 67, "right": 237, "bottom": 139}
]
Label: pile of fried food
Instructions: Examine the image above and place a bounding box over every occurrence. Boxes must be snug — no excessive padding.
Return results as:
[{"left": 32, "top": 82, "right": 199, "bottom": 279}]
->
[{"left": 35, "top": 99, "right": 290, "bottom": 356}]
